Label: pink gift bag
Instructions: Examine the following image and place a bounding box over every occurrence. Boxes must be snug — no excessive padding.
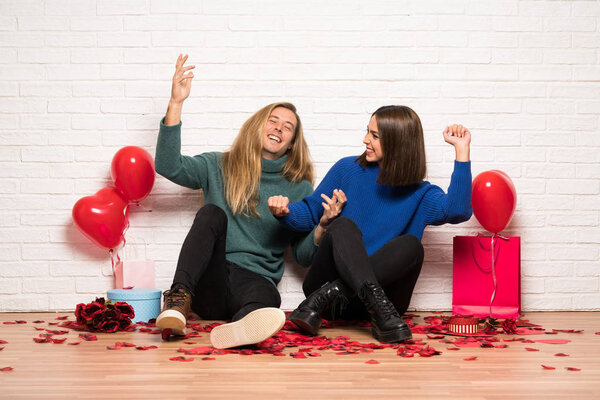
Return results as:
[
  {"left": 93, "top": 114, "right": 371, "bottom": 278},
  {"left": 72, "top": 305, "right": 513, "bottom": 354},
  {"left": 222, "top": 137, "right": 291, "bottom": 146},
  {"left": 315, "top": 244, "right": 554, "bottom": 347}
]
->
[
  {"left": 452, "top": 235, "right": 521, "bottom": 318},
  {"left": 111, "top": 238, "right": 156, "bottom": 289},
  {"left": 113, "top": 260, "right": 156, "bottom": 289}
]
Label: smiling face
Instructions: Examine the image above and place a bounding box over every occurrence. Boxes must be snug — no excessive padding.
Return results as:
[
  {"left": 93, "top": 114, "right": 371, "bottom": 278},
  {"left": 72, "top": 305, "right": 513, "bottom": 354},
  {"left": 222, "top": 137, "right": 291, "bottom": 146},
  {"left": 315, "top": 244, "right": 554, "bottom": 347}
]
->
[
  {"left": 363, "top": 116, "right": 383, "bottom": 164},
  {"left": 261, "top": 106, "right": 297, "bottom": 160}
]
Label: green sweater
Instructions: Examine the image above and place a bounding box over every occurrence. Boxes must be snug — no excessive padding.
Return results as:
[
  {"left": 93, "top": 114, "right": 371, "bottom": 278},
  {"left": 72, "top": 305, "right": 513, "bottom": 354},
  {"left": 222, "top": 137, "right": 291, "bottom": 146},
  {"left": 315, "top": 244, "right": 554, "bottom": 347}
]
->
[{"left": 155, "top": 120, "right": 317, "bottom": 285}]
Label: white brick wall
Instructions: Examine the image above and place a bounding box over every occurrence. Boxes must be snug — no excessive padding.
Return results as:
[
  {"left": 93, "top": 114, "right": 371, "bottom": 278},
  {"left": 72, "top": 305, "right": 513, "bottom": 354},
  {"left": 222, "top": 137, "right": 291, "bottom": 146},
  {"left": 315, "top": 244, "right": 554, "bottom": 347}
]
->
[{"left": 0, "top": 0, "right": 598, "bottom": 312}]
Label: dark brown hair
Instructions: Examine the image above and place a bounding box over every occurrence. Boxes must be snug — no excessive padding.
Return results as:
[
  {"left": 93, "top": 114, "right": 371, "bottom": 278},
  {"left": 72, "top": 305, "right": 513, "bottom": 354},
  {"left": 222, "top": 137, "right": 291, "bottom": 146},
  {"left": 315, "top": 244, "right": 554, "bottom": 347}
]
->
[{"left": 357, "top": 105, "right": 426, "bottom": 186}]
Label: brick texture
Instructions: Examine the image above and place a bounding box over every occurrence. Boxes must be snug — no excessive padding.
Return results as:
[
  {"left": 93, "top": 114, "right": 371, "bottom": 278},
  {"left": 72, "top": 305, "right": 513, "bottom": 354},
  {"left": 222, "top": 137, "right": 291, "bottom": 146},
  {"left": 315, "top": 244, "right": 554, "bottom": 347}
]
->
[{"left": 0, "top": 0, "right": 598, "bottom": 312}]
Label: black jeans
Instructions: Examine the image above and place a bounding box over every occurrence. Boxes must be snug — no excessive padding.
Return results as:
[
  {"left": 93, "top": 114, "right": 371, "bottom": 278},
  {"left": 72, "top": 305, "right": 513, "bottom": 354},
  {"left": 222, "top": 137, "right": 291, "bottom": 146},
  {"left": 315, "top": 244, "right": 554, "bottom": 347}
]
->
[
  {"left": 303, "top": 217, "right": 424, "bottom": 319},
  {"left": 172, "top": 204, "right": 281, "bottom": 322}
]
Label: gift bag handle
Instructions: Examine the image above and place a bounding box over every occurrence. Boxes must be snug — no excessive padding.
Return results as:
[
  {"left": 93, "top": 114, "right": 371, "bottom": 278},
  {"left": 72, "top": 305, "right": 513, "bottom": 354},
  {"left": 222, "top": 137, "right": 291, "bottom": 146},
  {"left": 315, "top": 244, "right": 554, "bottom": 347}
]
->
[{"left": 470, "top": 233, "right": 503, "bottom": 273}]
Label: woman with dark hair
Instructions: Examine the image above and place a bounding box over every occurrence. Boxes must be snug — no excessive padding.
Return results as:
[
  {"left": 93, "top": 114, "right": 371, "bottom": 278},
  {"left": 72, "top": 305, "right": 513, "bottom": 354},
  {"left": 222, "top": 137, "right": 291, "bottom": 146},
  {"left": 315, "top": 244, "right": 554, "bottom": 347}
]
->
[{"left": 268, "top": 105, "right": 472, "bottom": 343}]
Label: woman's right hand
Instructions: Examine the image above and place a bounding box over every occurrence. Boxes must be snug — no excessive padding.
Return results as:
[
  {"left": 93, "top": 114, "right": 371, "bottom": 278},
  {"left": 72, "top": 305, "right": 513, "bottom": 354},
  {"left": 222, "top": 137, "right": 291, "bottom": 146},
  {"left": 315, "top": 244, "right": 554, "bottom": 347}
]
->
[
  {"left": 170, "top": 54, "right": 195, "bottom": 105},
  {"left": 268, "top": 195, "right": 290, "bottom": 217}
]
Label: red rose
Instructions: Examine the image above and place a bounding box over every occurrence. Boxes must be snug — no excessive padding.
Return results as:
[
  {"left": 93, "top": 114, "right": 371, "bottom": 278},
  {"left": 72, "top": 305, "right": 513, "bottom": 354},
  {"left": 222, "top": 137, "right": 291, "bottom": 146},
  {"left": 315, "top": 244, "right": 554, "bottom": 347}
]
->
[
  {"left": 114, "top": 302, "right": 135, "bottom": 320},
  {"left": 81, "top": 301, "right": 106, "bottom": 322},
  {"left": 75, "top": 303, "right": 86, "bottom": 325},
  {"left": 103, "top": 308, "right": 121, "bottom": 322},
  {"left": 98, "top": 320, "right": 119, "bottom": 333},
  {"left": 502, "top": 318, "right": 518, "bottom": 334},
  {"left": 118, "top": 318, "right": 132, "bottom": 330}
]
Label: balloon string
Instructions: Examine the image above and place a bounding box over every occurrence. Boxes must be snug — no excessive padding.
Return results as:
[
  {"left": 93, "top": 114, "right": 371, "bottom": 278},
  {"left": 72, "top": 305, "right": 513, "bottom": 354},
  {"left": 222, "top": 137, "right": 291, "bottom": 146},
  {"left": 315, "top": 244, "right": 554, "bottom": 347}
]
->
[
  {"left": 489, "top": 234, "right": 497, "bottom": 317},
  {"left": 470, "top": 233, "right": 509, "bottom": 317}
]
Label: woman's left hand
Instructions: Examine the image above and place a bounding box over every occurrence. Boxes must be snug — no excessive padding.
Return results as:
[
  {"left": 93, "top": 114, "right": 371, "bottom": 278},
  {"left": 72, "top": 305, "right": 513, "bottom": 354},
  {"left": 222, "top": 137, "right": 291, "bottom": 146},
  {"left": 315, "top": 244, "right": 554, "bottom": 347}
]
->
[
  {"left": 314, "top": 189, "right": 347, "bottom": 245},
  {"left": 443, "top": 124, "right": 471, "bottom": 161},
  {"left": 319, "top": 189, "right": 347, "bottom": 228}
]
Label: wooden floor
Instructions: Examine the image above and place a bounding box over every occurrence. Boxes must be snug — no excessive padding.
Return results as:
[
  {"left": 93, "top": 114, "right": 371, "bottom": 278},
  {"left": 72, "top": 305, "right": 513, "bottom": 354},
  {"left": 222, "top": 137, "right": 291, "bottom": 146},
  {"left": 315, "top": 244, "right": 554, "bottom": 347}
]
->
[{"left": 1, "top": 312, "right": 599, "bottom": 399}]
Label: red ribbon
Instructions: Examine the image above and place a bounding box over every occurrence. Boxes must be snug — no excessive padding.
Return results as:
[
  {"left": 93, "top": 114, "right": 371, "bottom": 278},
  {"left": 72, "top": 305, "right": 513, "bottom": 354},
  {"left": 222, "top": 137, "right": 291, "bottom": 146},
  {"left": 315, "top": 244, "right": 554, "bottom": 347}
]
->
[{"left": 471, "top": 232, "right": 509, "bottom": 317}]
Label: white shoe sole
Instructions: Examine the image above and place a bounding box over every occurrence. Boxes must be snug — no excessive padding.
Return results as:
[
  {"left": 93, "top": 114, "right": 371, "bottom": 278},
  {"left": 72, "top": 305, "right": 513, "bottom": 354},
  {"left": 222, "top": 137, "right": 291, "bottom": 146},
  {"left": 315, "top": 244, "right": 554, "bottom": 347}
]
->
[
  {"left": 210, "top": 308, "right": 285, "bottom": 349},
  {"left": 156, "top": 309, "right": 186, "bottom": 336}
]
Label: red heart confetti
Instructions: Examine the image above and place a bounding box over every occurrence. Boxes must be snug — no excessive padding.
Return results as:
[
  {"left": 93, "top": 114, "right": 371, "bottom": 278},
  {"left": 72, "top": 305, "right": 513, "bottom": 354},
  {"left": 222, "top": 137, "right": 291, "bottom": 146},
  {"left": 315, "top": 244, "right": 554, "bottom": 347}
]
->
[
  {"left": 554, "top": 353, "right": 569, "bottom": 357},
  {"left": 1, "top": 367, "right": 13, "bottom": 372},
  {"left": 136, "top": 345, "right": 158, "bottom": 350},
  {"left": 169, "top": 356, "right": 194, "bottom": 362},
  {"left": 525, "top": 348, "right": 539, "bottom": 352},
  {"left": 52, "top": 338, "right": 67, "bottom": 344},
  {"left": 552, "top": 329, "right": 583, "bottom": 334},
  {"left": 68, "top": 342, "right": 81, "bottom": 345},
  {"left": 566, "top": 367, "right": 581, "bottom": 371},
  {"left": 463, "top": 356, "right": 477, "bottom": 361},
  {"left": 202, "top": 357, "right": 215, "bottom": 361},
  {"left": 541, "top": 365, "right": 555, "bottom": 370},
  {"left": 0, "top": 340, "right": 7, "bottom": 344},
  {"left": 365, "top": 359, "right": 379, "bottom": 364},
  {"left": 79, "top": 333, "right": 98, "bottom": 341}
]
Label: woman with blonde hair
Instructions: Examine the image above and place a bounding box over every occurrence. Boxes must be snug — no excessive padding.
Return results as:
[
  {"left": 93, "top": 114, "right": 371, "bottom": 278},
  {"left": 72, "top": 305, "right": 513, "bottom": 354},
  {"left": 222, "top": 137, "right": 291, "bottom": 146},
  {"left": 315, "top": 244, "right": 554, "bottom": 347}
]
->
[{"left": 155, "top": 54, "right": 316, "bottom": 348}]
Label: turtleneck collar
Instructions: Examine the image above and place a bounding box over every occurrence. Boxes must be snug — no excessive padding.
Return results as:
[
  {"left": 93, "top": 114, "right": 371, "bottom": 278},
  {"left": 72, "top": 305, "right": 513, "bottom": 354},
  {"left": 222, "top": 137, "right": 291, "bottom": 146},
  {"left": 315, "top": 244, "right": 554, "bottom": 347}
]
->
[{"left": 262, "top": 155, "right": 287, "bottom": 173}]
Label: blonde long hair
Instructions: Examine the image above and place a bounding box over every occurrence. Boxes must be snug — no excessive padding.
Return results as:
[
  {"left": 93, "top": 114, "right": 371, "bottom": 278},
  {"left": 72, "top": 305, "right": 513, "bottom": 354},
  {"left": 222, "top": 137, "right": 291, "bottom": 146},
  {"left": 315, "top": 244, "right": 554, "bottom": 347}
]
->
[{"left": 222, "top": 102, "right": 313, "bottom": 217}]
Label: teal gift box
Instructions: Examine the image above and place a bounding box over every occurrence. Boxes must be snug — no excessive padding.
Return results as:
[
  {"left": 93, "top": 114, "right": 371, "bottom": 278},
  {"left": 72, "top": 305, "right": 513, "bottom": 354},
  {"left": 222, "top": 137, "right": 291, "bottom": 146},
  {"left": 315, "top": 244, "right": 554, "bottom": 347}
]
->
[{"left": 107, "top": 289, "right": 161, "bottom": 323}]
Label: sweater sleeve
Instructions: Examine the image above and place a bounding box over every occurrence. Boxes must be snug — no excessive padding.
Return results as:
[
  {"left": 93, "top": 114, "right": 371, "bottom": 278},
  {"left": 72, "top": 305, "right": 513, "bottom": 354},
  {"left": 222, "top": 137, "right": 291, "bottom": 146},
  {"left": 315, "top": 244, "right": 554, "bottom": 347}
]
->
[
  {"left": 280, "top": 158, "right": 346, "bottom": 232},
  {"left": 155, "top": 118, "right": 210, "bottom": 190},
  {"left": 287, "top": 181, "right": 318, "bottom": 267},
  {"left": 422, "top": 160, "right": 473, "bottom": 226}
]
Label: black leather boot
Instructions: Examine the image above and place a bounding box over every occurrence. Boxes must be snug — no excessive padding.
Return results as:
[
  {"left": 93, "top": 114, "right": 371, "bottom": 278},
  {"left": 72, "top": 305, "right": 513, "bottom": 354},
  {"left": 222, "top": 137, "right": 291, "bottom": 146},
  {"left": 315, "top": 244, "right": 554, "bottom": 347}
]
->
[
  {"left": 358, "top": 282, "right": 412, "bottom": 343},
  {"left": 289, "top": 281, "right": 350, "bottom": 336}
]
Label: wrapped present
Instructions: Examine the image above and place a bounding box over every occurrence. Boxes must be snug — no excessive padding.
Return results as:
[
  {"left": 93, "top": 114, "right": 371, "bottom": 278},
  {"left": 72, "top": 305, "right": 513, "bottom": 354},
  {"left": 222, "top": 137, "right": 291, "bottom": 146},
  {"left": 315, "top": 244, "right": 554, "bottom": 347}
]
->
[{"left": 107, "top": 288, "right": 161, "bottom": 323}]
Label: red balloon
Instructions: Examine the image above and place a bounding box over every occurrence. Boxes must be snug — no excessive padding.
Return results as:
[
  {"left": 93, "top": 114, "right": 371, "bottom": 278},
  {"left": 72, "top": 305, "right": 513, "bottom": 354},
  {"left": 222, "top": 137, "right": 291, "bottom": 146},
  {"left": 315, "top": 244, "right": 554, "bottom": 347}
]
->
[
  {"left": 72, "top": 187, "right": 128, "bottom": 249},
  {"left": 471, "top": 170, "right": 517, "bottom": 233},
  {"left": 110, "top": 146, "right": 155, "bottom": 202}
]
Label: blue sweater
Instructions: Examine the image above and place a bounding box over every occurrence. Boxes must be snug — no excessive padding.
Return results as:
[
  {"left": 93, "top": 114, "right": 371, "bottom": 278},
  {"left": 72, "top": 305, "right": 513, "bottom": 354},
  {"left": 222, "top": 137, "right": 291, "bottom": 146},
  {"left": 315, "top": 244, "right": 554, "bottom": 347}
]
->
[{"left": 280, "top": 156, "right": 473, "bottom": 256}]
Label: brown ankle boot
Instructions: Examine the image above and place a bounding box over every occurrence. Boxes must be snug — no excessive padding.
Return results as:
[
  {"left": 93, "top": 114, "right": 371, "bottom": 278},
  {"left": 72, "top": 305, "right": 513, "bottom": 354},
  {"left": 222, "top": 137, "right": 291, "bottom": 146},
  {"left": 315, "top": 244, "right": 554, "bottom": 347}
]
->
[{"left": 156, "top": 287, "right": 192, "bottom": 338}]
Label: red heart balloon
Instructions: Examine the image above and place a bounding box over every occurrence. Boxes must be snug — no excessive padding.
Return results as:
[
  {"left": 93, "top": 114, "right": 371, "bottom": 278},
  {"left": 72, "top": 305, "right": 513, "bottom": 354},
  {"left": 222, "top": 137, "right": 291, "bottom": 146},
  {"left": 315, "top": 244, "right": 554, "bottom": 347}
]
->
[
  {"left": 111, "top": 146, "right": 155, "bottom": 202},
  {"left": 471, "top": 170, "right": 517, "bottom": 233},
  {"left": 72, "top": 187, "right": 128, "bottom": 249}
]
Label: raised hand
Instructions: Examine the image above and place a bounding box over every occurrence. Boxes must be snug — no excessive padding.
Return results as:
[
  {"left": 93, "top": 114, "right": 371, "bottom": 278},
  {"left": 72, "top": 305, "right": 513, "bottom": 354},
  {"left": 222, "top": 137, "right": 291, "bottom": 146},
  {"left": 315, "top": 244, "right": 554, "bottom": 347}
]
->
[
  {"left": 268, "top": 195, "right": 290, "bottom": 217},
  {"left": 170, "top": 54, "right": 195, "bottom": 105},
  {"left": 443, "top": 124, "right": 471, "bottom": 162},
  {"left": 165, "top": 54, "right": 196, "bottom": 126},
  {"left": 318, "top": 189, "right": 347, "bottom": 228}
]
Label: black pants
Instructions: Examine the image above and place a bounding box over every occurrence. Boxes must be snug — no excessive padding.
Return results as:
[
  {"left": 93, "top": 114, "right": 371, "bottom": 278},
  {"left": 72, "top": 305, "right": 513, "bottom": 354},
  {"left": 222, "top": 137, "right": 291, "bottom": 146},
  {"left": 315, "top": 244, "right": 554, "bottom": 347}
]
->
[
  {"left": 303, "top": 217, "right": 424, "bottom": 320},
  {"left": 172, "top": 204, "right": 281, "bottom": 322}
]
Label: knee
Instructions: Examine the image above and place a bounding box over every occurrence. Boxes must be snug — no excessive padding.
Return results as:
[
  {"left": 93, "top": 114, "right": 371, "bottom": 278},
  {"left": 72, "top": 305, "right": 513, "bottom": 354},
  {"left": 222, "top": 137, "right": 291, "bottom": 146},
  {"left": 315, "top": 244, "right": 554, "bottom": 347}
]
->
[
  {"left": 328, "top": 217, "right": 361, "bottom": 237},
  {"left": 194, "top": 203, "right": 227, "bottom": 231}
]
